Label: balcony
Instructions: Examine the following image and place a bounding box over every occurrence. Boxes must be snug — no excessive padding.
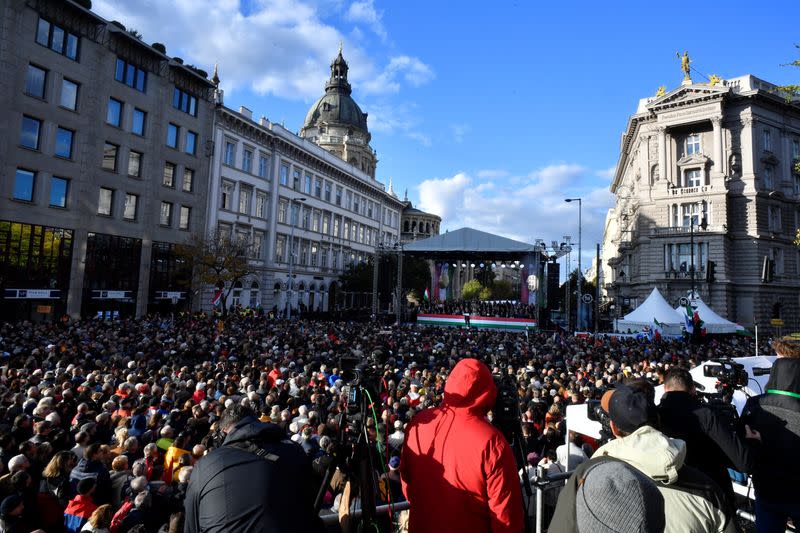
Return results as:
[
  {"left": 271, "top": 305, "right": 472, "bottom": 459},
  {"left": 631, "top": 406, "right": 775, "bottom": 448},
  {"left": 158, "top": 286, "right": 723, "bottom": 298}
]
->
[{"left": 650, "top": 225, "right": 725, "bottom": 236}]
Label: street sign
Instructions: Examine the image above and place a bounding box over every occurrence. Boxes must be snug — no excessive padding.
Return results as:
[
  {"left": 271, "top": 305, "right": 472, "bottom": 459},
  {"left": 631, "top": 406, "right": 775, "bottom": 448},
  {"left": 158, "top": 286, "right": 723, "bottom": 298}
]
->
[
  {"left": 155, "top": 291, "right": 186, "bottom": 300},
  {"left": 91, "top": 290, "right": 133, "bottom": 299},
  {"left": 770, "top": 319, "right": 785, "bottom": 327},
  {"left": 581, "top": 294, "right": 593, "bottom": 304}
]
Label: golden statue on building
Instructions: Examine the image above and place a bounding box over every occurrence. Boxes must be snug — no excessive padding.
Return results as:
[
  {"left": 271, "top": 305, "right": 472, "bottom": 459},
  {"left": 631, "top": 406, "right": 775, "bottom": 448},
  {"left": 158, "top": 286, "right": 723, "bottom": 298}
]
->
[
  {"left": 655, "top": 85, "right": 666, "bottom": 97},
  {"left": 708, "top": 74, "right": 722, "bottom": 86},
  {"left": 678, "top": 51, "right": 691, "bottom": 81}
]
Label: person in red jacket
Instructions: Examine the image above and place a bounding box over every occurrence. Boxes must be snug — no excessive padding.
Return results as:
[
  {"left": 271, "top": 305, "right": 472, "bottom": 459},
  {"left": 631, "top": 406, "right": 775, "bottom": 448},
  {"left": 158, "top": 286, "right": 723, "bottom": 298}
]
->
[{"left": 401, "top": 358, "right": 524, "bottom": 533}]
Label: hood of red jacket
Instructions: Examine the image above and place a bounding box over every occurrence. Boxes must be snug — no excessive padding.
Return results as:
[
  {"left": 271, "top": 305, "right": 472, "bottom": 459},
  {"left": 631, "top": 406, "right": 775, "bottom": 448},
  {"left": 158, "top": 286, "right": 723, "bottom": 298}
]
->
[{"left": 442, "top": 358, "right": 497, "bottom": 415}]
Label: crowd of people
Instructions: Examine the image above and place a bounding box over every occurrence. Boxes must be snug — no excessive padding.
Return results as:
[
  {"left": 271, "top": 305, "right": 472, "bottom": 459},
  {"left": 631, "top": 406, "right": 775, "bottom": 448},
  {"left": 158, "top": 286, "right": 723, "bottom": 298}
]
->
[
  {"left": 0, "top": 311, "right": 789, "bottom": 532},
  {"left": 416, "top": 300, "right": 536, "bottom": 318}
]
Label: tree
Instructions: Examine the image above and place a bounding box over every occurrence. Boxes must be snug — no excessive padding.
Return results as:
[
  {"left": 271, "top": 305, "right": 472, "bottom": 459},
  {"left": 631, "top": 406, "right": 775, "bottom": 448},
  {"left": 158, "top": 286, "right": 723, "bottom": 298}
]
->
[
  {"left": 174, "top": 231, "right": 253, "bottom": 317},
  {"left": 461, "top": 279, "right": 484, "bottom": 300},
  {"left": 127, "top": 28, "right": 143, "bottom": 40},
  {"left": 779, "top": 44, "right": 800, "bottom": 101}
]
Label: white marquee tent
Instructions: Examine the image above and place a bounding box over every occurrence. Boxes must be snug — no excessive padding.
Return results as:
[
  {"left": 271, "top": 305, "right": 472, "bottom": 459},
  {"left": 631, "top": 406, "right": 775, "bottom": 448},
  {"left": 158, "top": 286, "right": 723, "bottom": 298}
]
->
[
  {"left": 615, "top": 287, "right": 683, "bottom": 334},
  {"left": 674, "top": 298, "right": 739, "bottom": 334}
]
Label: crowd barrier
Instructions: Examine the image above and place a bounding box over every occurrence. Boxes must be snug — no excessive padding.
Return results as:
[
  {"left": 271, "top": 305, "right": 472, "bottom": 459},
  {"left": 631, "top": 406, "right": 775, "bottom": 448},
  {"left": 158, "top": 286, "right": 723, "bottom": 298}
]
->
[{"left": 416, "top": 313, "right": 537, "bottom": 331}]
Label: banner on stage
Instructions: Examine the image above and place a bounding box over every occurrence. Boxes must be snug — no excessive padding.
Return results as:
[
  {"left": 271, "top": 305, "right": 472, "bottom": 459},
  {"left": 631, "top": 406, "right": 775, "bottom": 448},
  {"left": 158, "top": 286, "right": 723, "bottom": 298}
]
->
[{"left": 416, "top": 313, "right": 536, "bottom": 331}]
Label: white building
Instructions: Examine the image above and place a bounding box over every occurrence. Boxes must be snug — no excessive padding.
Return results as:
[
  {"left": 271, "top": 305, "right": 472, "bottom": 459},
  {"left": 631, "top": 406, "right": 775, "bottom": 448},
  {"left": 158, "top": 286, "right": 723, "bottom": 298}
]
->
[{"left": 204, "top": 51, "right": 403, "bottom": 314}]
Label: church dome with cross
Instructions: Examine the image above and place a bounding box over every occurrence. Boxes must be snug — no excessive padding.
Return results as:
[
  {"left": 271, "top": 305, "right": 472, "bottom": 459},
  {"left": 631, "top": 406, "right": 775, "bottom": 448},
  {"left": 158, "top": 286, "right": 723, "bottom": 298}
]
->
[{"left": 301, "top": 46, "right": 377, "bottom": 178}]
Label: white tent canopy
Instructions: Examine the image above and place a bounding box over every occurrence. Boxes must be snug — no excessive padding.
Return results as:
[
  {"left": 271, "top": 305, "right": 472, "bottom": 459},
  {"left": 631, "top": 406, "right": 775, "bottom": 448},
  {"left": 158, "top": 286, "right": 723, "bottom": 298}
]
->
[
  {"left": 674, "top": 298, "right": 739, "bottom": 334},
  {"left": 616, "top": 287, "right": 683, "bottom": 334}
]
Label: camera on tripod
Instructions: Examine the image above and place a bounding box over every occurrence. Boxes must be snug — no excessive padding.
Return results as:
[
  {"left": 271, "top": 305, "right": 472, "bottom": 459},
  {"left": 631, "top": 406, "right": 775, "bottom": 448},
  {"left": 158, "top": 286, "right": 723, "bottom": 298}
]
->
[{"left": 702, "top": 359, "right": 748, "bottom": 402}]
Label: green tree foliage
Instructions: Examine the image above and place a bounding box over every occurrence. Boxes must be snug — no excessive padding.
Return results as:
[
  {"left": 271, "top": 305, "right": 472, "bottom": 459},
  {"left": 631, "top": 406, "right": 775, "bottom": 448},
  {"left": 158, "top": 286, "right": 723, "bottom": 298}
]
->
[
  {"left": 490, "top": 279, "right": 514, "bottom": 300},
  {"left": 339, "top": 259, "right": 373, "bottom": 293},
  {"left": 479, "top": 286, "right": 492, "bottom": 300},
  {"left": 461, "top": 279, "right": 484, "bottom": 300}
]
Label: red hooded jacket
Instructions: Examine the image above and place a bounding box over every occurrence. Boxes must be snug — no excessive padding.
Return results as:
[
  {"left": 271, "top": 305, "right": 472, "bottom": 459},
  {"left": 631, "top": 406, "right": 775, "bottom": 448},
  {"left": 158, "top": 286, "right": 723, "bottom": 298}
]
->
[{"left": 401, "top": 358, "right": 524, "bottom": 533}]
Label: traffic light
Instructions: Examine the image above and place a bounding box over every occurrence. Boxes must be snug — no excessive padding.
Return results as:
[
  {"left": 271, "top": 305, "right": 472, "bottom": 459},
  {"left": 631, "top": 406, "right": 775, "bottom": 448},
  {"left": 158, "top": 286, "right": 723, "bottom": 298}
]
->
[
  {"left": 761, "top": 256, "right": 774, "bottom": 283},
  {"left": 705, "top": 261, "right": 716, "bottom": 283}
]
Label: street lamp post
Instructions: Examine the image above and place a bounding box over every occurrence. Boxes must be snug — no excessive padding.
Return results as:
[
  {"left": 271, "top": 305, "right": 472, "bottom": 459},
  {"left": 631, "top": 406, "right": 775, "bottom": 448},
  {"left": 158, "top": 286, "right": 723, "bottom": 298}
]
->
[
  {"left": 565, "top": 198, "right": 582, "bottom": 330},
  {"left": 689, "top": 212, "right": 707, "bottom": 301},
  {"left": 286, "top": 197, "right": 306, "bottom": 319}
]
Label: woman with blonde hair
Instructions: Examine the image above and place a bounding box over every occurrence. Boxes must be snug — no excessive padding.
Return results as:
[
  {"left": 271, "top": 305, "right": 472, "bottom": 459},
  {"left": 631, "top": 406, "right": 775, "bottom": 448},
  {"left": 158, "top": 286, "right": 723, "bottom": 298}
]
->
[
  {"left": 38, "top": 450, "right": 78, "bottom": 529},
  {"left": 81, "top": 503, "right": 113, "bottom": 532}
]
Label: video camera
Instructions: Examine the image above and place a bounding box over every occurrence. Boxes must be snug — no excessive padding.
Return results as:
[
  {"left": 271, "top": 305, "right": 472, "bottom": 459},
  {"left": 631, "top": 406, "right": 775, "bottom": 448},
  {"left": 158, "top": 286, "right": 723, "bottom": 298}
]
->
[
  {"left": 586, "top": 399, "right": 614, "bottom": 443},
  {"left": 702, "top": 359, "right": 748, "bottom": 403}
]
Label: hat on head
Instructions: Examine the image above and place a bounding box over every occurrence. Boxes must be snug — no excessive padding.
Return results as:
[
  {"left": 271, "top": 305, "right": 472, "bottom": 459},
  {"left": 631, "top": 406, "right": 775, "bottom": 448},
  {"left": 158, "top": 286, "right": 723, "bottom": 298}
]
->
[
  {"left": 601, "top": 385, "right": 657, "bottom": 434},
  {"left": 576, "top": 460, "right": 665, "bottom": 533},
  {"left": 389, "top": 456, "right": 400, "bottom": 469},
  {"left": 0, "top": 494, "right": 23, "bottom": 516}
]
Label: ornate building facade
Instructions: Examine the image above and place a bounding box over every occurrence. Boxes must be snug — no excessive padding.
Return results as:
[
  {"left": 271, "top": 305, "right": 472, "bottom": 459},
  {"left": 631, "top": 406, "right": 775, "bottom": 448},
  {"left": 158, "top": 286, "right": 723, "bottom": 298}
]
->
[
  {"left": 603, "top": 74, "right": 800, "bottom": 330},
  {"left": 205, "top": 51, "right": 403, "bottom": 314}
]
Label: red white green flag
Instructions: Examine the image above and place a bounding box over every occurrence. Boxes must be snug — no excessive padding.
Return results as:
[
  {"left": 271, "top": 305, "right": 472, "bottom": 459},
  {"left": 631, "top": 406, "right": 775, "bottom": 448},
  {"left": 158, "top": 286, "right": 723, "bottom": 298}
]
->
[{"left": 423, "top": 287, "right": 430, "bottom": 301}]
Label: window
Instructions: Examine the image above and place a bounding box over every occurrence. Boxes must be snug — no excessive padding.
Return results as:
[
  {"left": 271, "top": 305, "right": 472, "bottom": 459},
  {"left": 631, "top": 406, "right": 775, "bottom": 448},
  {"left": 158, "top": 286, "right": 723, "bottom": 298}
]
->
[
  {"left": 128, "top": 151, "right": 142, "bottom": 177},
  {"left": 25, "top": 64, "right": 46, "bottom": 98},
  {"left": 162, "top": 162, "right": 175, "bottom": 187},
  {"left": 686, "top": 134, "right": 701, "bottom": 155},
  {"left": 49, "top": 177, "right": 68, "bottom": 207},
  {"left": 322, "top": 214, "right": 330, "bottom": 234},
  {"left": 114, "top": 58, "right": 147, "bottom": 92},
  {"left": 304, "top": 174, "right": 312, "bottom": 194},
  {"left": 324, "top": 181, "right": 332, "bottom": 202},
  {"left": 275, "top": 235, "right": 286, "bottom": 262},
  {"left": 345, "top": 190, "right": 352, "bottom": 210},
  {"left": 302, "top": 207, "right": 310, "bottom": 229},
  {"left": 218, "top": 222, "right": 232, "bottom": 242},
  {"left": 343, "top": 220, "right": 350, "bottom": 240},
  {"left": 160, "top": 202, "right": 173, "bottom": 226},
  {"left": 277, "top": 199, "right": 287, "bottom": 223},
  {"left": 172, "top": 87, "right": 197, "bottom": 116},
  {"left": 763, "top": 129, "right": 772, "bottom": 152},
  {"left": 102, "top": 143, "right": 118, "bottom": 171},
  {"left": 107, "top": 98, "right": 122, "bottom": 127},
  {"left": 123, "top": 193, "right": 138, "bottom": 220},
  {"left": 35, "top": 18, "right": 78, "bottom": 60},
  {"left": 185, "top": 131, "right": 197, "bottom": 155},
  {"left": 310, "top": 243, "right": 318, "bottom": 267},
  {"left": 167, "top": 123, "right": 179, "bottom": 148},
  {"left": 179, "top": 206, "right": 191, "bottom": 230},
  {"left": 55, "top": 127, "right": 74, "bottom": 159},
  {"left": 255, "top": 192, "right": 267, "bottom": 218},
  {"left": 333, "top": 216, "right": 340, "bottom": 237},
  {"left": 280, "top": 163, "right": 289, "bottom": 185},
  {"left": 258, "top": 155, "right": 269, "bottom": 178},
  {"left": 312, "top": 211, "right": 320, "bottom": 232},
  {"left": 60, "top": 79, "right": 78, "bottom": 110},
  {"left": 335, "top": 186, "right": 343, "bottom": 206},
  {"left": 293, "top": 169, "right": 301, "bottom": 190},
  {"left": 684, "top": 169, "right": 702, "bottom": 187},
  {"left": 242, "top": 149, "right": 253, "bottom": 173},
  {"left": 367, "top": 200, "right": 373, "bottom": 218},
  {"left": 764, "top": 166, "right": 774, "bottom": 189},
  {"left": 239, "top": 187, "right": 251, "bottom": 214},
  {"left": 20, "top": 116, "right": 41, "bottom": 150},
  {"left": 353, "top": 194, "right": 360, "bottom": 214},
  {"left": 793, "top": 139, "right": 800, "bottom": 161},
  {"left": 182, "top": 168, "right": 194, "bottom": 192},
  {"left": 221, "top": 181, "right": 234, "bottom": 210},
  {"left": 224, "top": 141, "right": 235, "bottom": 166},
  {"left": 13, "top": 169, "right": 35, "bottom": 201},
  {"left": 98, "top": 188, "right": 113, "bottom": 215},
  {"left": 772, "top": 247, "right": 785, "bottom": 275},
  {"left": 769, "top": 205, "right": 782, "bottom": 232},
  {"left": 132, "top": 108, "right": 145, "bottom": 136},
  {"left": 253, "top": 231, "right": 265, "bottom": 259}
]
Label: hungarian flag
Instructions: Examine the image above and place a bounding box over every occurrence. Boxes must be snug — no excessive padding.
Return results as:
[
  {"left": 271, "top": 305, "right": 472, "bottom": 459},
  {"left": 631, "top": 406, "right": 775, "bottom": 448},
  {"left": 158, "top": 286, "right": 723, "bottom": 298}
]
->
[
  {"left": 211, "top": 288, "right": 223, "bottom": 307},
  {"left": 683, "top": 303, "right": 695, "bottom": 334},
  {"left": 423, "top": 287, "right": 430, "bottom": 301},
  {"left": 649, "top": 318, "right": 663, "bottom": 341}
]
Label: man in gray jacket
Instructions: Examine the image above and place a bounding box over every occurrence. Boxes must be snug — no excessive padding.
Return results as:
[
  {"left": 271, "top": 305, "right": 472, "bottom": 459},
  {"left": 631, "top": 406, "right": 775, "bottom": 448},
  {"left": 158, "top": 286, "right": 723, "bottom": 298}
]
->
[{"left": 551, "top": 383, "right": 735, "bottom": 533}]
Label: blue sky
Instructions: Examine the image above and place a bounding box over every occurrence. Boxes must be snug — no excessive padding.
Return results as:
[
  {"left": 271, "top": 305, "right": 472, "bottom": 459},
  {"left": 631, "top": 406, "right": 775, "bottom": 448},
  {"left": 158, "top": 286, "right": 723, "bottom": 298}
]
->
[{"left": 94, "top": 0, "right": 799, "bottom": 269}]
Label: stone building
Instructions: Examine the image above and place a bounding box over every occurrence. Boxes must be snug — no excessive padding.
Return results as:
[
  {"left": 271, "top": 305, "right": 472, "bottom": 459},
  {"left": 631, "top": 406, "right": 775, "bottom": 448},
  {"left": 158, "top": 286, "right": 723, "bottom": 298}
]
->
[
  {"left": 603, "top": 74, "right": 800, "bottom": 330},
  {"left": 399, "top": 190, "right": 441, "bottom": 244},
  {"left": 204, "top": 51, "right": 404, "bottom": 314},
  {"left": 0, "top": 0, "right": 215, "bottom": 320}
]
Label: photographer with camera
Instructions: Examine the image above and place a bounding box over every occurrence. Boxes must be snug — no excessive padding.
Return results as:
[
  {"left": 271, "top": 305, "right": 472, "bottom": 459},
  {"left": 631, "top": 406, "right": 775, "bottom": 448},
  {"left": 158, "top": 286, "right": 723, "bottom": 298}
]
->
[
  {"left": 400, "top": 358, "right": 524, "bottom": 533},
  {"left": 551, "top": 382, "right": 735, "bottom": 533},
  {"left": 657, "top": 367, "right": 761, "bottom": 510},
  {"left": 740, "top": 340, "right": 800, "bottom": 533}
]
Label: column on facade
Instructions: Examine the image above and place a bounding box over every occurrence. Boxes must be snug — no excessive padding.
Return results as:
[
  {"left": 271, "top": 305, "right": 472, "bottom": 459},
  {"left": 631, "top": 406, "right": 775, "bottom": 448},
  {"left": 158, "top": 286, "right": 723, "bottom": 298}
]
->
[
  {"left": 136, "top": 239, "right": 152, "bottom": 316},
  {"left": 782, "top": 131, "right": 793, "bottom": 184},
  {"left": 711, "top": 116, "right": 724, "bottom": 179},
  {"left": 66, "top": 229, "right": 88, "bottom": 318},
  {"left": 741, "top": 117, "right": 756, "bottom": 180},
  {"left": 657, "top": 127, "right": 668, "bottom": 186}
]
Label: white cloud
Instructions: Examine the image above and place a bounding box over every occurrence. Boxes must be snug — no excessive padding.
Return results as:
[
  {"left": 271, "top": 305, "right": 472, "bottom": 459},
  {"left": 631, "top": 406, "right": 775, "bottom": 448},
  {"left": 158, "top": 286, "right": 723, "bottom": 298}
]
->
[
  {"left": 92, "top": 0, "right": 373, "bottom": 101},
  {"left": 367, "top": 102, "right": 431, "bottom": 146},
  {"left": 345, "top": 0, "right": 387, "bottom": 41},
  {"left": 362, "top": 56, "right": 434, "bottom": 95},
  {"left": 417, "top": 164, "right": 615, "bottom": 260}
]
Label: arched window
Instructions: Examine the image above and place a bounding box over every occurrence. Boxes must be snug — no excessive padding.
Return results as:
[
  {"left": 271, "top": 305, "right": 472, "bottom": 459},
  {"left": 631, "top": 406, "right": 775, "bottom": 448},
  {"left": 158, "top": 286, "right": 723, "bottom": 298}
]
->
[
  {"left": 404, "top": 221, "right": 410, "bottom": 232},
  {"left": 250, "top": 281, "right": 260, "bottom": 308},
  {"left": 232, "top": 281, "right": 243, "bottom": 306}
]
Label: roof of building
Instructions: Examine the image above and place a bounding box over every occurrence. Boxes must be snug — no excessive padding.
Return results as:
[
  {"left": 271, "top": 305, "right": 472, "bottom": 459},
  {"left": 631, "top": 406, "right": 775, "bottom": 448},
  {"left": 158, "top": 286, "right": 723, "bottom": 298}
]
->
[
  {"left": 303, "top": 49, "right": 368, "bottom": 134},
  {"left": 404, "top": 227, "right": 535, "bottom": 257}
]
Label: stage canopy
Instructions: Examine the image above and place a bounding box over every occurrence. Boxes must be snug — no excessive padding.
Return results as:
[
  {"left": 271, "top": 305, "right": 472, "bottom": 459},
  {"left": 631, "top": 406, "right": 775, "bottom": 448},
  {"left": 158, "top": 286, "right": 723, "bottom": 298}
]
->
[{"left": 403, "top": 227, "right": 541, "bottom": 261}]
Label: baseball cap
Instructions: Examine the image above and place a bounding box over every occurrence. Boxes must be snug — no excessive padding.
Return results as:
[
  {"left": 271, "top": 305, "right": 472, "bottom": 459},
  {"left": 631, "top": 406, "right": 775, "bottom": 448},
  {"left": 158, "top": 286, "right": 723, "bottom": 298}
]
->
[{"left": 600, "top": 385, "right": 657, "bottom": 434}]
